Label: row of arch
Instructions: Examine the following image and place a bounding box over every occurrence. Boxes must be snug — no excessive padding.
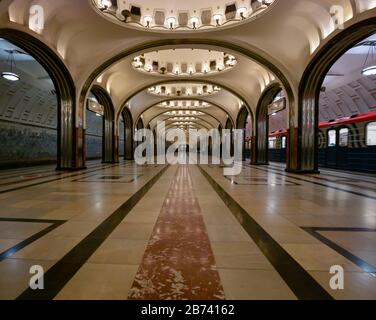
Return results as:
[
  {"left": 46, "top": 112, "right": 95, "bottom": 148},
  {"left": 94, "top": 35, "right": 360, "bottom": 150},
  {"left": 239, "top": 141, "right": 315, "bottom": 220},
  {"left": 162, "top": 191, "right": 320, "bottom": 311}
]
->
[{"left": 1, "top": 16, "right": 375, "bottom": 172}]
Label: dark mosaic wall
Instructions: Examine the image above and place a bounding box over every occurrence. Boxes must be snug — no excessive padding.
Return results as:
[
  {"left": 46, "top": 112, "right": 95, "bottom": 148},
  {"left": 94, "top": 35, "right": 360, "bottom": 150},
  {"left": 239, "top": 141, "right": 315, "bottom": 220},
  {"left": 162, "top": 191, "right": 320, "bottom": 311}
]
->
[
  {"left": 0, "top": 121, "right": 57, "bottom": 165},
  {"left": 86, "top": 110, "right": 103, "bottom": 159},
  {"left": 0, "top": 77, "right": 107, "bottom": 165},
  {"left": 0, "top": 78, "right": 58, "bottom": 166}
]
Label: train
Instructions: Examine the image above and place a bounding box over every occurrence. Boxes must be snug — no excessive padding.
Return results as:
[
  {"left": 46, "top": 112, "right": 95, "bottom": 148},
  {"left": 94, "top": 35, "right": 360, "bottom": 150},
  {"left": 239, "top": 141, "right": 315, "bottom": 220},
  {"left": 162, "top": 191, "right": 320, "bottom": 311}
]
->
[{"left": 268, "top": 111, "right": 376, "bottom": 173}]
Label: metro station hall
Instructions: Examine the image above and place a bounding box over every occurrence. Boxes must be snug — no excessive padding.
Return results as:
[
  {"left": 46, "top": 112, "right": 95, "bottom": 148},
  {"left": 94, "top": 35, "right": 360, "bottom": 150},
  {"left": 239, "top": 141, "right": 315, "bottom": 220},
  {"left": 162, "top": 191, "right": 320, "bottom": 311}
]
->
[{"left": 1, "top": 0, "right": 376, "bottom": 301}]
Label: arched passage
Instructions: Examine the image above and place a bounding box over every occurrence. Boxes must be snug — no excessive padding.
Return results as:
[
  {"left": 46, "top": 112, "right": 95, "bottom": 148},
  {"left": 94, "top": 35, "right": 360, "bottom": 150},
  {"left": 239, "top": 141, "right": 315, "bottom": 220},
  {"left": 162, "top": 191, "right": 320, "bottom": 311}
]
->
[
  {"left": 236, "top": 106, "right": 253, "bottom": 161},
  {"left": 121, "top": 107, "right": 134, "bottom": 160},
  {"left": 79, "top": 40, "right": 296, "bottom": 158},
  {"left": 225, "top": 118, "right": 234, "bottom": 157},
  {"left": 90, "top": 85, "right": 117, "bottom": 163},
  {"left": 137, "top": 118, "right": 144, "bottom": 130},
  {"left": 298, "top": 17, "right": 376, "bottom": 172},
  {"left": 253, "top": 83, "right": 282, "bottom": 165},
  {"left": 0, "top": 29, "right": 81, "bottom": 170}
]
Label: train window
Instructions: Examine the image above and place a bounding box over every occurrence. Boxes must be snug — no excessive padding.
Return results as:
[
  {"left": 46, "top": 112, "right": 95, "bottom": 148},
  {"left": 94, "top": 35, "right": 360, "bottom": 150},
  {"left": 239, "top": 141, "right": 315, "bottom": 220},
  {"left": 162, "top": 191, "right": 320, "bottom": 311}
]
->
[
  {"left": 366, "top": 122, "right": 376, "bottom": 146},
  {"left": 282, "top": 136, "right": 287, "bottom": 149},
  {"left": 269, "top": 137, "right": 277, "bottom": 149},
  {"left": 339, "top": 128, "right": 349, "bottom": 147},
  {"left": 328, "top": 130, "right": 337, "bottom": 147}
]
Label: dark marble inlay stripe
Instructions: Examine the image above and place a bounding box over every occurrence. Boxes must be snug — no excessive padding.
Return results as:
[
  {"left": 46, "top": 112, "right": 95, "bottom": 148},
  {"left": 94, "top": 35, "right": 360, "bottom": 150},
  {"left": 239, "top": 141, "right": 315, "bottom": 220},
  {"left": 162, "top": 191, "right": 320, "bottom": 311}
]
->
[
  {"left": 0, "top": 218, "right": 67, "bottom": 262},
  {"left": 0, "top": 160, "right": 106, "bottom": 181},
  {"left": 0, "top": 162, "right": 130, "bottom": 194},
  {"left": 16, "top": 165, "right": 169, "bottom": 300},
  {"left": 198, "top": 165, "right": 333, "bottom": 300},
  {"left": 303, "top": 227, "right": 376, "bottom": 274},
  {"left": 244, "top": 164, "right": 376, "bottom": 201}
]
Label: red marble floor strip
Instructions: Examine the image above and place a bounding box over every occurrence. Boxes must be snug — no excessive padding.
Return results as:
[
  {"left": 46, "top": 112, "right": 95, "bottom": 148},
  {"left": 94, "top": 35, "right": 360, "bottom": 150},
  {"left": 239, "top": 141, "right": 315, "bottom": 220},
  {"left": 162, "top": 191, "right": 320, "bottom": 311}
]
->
[{"left": 128, "top": 166, "right": 225, "bottom": 300}]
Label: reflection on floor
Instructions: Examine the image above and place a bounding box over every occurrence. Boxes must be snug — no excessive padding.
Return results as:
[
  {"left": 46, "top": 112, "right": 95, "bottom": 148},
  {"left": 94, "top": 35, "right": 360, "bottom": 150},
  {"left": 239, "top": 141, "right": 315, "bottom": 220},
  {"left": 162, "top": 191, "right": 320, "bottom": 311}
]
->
[{"left": 0, "top": 161, "right": 375, "bottom": 300}]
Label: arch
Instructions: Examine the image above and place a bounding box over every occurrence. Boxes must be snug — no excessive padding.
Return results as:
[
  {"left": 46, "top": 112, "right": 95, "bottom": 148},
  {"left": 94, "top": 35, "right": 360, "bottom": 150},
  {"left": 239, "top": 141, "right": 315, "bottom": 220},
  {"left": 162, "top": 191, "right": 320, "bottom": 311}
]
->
[
  {"left": 298, "top": 17, "right": 376, "bottom": 172},
  {"left": 137, "top": 118, "right": 145, "bottom": 130},
  {"left": 78, "top": 39, "right": 296, "bottom": 138},
  {"left": 165, "top": 123, "right": 210, "bottom": 131},
  {"left": 225, "top": 118, "right": 233, "bottom": 130},
  {"left": 237, "top": 106, "right": 253, "bottom": 161},
  {"left": 236, "top": 105, "right": 253, "bottom": 130},
  {"left": 115, "top": 78, "right": 256, "bottom": 123},
  {"left": 121, "top": 107, "right": 134, "bottom": 160},
  {"left": 253, "top": 83, "right": 283, "bottom": 165},
  {"left": 146, "top": 109, "right": 224, "bottom": 128},
  {"left": 134, "top": 97, "right": 236, "bottom": 129},
  {"left": 161, "top": 116, "right": 218, "bottom": 130},
  {"left": 90, "top": 85, "right": 117, "bottom": 163},
  {"left": 0, "top": 28, "right": 80, "bottom": 170}
]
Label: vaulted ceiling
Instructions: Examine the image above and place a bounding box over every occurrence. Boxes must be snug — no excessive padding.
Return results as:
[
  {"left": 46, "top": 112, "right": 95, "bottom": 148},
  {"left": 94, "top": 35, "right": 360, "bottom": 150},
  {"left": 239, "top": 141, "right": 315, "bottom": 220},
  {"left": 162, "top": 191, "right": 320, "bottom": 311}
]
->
[{"left": 0, "top": 0, "right": 375, "bottom": 132}]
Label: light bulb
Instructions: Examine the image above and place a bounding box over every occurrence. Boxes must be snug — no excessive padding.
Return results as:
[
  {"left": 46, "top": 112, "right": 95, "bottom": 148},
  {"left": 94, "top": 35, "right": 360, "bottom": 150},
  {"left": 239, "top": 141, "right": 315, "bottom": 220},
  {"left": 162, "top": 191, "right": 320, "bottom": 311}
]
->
[
  {"left": 144, "top": 16, "right": 153, "bottom": 27},
  {"left": 362, "top": 66, "right": 376, "bottom": 76},
  {"left": 1, "top": 72, "right": 20, "bottom": 81},
  {"left": 190, "top": 17, "right": 199, "bottom": 29},
  {"left": 101, "top": 0, "right": 112, "bottom": 9},
  {"left": 167, "top": 17, "right": 176, "bottom": 29},
  {"left": 237, "top": 7, "right": 248, "bottom": 19},
  {"left": 213, "top": 14, "right": 223, "bottom": 26}
]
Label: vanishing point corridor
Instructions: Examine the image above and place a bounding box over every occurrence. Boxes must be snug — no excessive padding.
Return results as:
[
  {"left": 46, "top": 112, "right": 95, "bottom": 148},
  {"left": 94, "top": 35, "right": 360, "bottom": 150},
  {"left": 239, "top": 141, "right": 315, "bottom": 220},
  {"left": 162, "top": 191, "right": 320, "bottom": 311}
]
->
[{"left": 1, "top": 0, "right": 376, "bottom": 308}]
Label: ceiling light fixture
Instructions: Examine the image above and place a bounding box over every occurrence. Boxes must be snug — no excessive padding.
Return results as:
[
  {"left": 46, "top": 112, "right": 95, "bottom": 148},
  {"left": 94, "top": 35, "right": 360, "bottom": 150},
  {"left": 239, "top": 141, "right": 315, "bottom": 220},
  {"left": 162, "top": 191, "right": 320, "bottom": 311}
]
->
[
  {"left": 237, "top": 7, "right": 248, "bottom": 20},
  {"left": 167, "top": 17, "right": 176, "bottom": 29},
  {"left": 1, "top": 50, "right": 20, "bottom": 82},
  {"left": 191, "top": 17, "right": 199, "bottom": 29},
  {"left": 362, "top": 41, "right": 376, "bottom": 76},
  {"left": 213, "top": 14, "right": 223, "bottom": 26},
  {"left": 100, "top": 0, "right": 112, "bottom": 10},
  {"left": 144, "top": 16, "right": 153, "bottom": 28}
]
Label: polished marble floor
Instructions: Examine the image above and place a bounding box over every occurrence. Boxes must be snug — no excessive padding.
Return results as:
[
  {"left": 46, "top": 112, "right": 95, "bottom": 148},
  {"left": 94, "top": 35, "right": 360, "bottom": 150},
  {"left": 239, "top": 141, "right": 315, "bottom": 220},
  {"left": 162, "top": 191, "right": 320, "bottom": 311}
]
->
[{"left": 0, "top": 160, "right": 375, "bottom": 300}]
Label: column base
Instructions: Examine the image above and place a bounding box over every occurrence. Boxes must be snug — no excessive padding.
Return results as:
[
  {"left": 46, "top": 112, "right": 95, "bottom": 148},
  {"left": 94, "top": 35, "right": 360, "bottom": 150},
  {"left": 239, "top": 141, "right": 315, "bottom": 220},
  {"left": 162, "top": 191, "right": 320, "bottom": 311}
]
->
[{"left": 250, "top": 162, "right": 269, "bottom": 166}]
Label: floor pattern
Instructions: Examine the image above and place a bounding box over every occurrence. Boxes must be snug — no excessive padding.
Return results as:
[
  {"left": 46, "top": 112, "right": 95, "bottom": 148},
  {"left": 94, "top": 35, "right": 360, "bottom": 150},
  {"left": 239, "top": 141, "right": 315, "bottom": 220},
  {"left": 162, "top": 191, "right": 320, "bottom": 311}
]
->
[{"left": 128, "top": 165, "right": 225, "bottom": 300}]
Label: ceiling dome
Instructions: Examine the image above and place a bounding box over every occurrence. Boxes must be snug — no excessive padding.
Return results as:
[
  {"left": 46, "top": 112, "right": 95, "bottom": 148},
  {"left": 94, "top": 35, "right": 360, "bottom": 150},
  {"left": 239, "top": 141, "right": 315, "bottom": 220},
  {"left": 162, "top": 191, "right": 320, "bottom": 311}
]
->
[{"left": 90, "top": 0, "right": 277, "bottom": 32}]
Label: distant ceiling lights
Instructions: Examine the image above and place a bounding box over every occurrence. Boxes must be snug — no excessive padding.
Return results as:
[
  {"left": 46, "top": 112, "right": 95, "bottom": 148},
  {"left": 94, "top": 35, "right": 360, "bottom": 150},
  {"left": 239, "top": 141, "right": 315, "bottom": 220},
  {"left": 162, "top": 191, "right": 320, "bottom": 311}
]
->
[
  {"left": 170, "top": 117, "right": 198, "bottom": 121},
  {"left": 158, "top": 100, "right": 211, "bottom": 109},
  {"left": 164, "top": 111, "right": 204, "bottom": 116},
  {"left": 148, "top": 83, "right": 221, "bottom": 97},
  {"left": 362, "top": 41, "right": 376, "bottom": 76},
  {"left": 173, "top": 121, "right": 195, "bottom": 126},
  {"left": 132, "top": 49, "right": 237, "bottom": 77},
  {"left": 90, "top": 0, "right": 277, "bottom": 32},
  {"left": 1, "top": 50, "right": 20, "bottom": 82}
]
